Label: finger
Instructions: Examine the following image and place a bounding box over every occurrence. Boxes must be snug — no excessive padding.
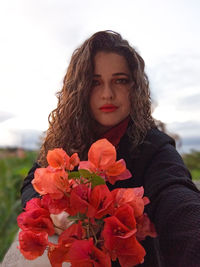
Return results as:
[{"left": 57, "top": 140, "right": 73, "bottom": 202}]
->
[{"left": 50, "top": 211, "right": 74, "bottom": 232}]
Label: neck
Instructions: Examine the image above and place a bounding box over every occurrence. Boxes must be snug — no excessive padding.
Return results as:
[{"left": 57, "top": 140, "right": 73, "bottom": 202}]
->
[{"left": 101, "top": 116, "right": 130, "bottom": 146}]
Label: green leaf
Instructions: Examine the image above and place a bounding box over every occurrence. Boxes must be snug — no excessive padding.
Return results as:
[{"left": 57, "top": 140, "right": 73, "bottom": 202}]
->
[
  {"left": 78, "top": 169, "right": 105, "bottom": 187},
  {"left": 90, "top": 174, "right": 105, "bottom": 188},
  {"left": 68, "top": 169, "right": 105, "bottom": 187},
  {"left": 79, "top": 169, "right": 93, "bottom": 178},
  {"left": 68, "top": 171, "right": 80, "bottom": 179}
]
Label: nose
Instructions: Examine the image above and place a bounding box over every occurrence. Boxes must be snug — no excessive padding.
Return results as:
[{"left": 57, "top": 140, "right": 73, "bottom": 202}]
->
[{"left": 101, "top": 82, "right": 114, "bottom": 100}]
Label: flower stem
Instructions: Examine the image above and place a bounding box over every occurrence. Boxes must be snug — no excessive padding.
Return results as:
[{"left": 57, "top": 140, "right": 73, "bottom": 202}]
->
[{"left": 89, "top": 221, "right": 98, "bottom": 245}]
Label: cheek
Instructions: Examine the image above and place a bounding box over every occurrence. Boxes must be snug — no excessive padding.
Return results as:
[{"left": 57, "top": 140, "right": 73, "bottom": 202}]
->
[
  {"left": 89, "top": 89, "right": 98, "bottom": 113},
  {"left": 125, "top": 100, "right": 131, "bottom": 114},
  {"left": 122, "top": 91, "right": 131, "bottom": 110}
]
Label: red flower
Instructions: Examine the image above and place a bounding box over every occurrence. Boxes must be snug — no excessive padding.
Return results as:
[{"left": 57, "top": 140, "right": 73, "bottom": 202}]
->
[
  {"left": 48, "top": 223, "right": 86, "bottom": 267},
  {"left": 25, "top": 198, "right": 42, "bottom": 210},
  {"left": 17, "top": 206, "right": 55, "bottom": 236},
  {"left": 48, "top": 243, "right": 70, "bottom": 267},
  {"left": 79, "top": 139, "right": 131, "bottom": 185},
  {"left": 68, "top": 153, "right": 80, "bottom": 171},
  {"left": 17, "top": 143, "right": 157, "bottom": 266},
  {"left": 89, "top": 185, "right": 114, "bottom": 219},
  {"left": 32, "top": 148, "right": 80, "bottom": 199},
  {"left": 116, "top": 237, "right": 146, "bottom": 267},
  {"left": 48, "top": 243, "right": 71, "bottom": 267},
  {"left": 102, "top": 205, "right": 137, "bottom": 250},
  {"left": 136, "top": 213, "right": 157, "bottom": 241},
  {"left": 111, "top": 187, "right": 149, "bottom": 217},
  {"left": 102, "top": 204, "right": 145, "bottom": 266},
  {"left": 104, "top": 159, "right": 132, "bottom": 185},
  {"left": 41, "top": 194, "right": 70, "bottom": 214},
  {"left": 58, "top": 221, "right": 86, "bottom": 244},
  {"left": 32, "top": 167, "right": 69, "bottom": 199},
  {"left": 18, "top": 230, "right": 48, "bottom": 260},
  {"left": 69, "top": 184, "right": 96, "bottom": 217},
  {"left": 66, "top": 238, "right": 111, "bottom": 267},
  {"left": 47, "top": 148, "right": 80, "bottom": 170}
]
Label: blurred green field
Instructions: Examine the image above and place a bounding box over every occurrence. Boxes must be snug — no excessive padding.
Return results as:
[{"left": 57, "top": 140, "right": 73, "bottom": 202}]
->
[
  {"left": 0, "top": 149, "right": 37, "bottom": 262},
  {"left": 182, "top": 150, "right": 200, "bottom": 180},
  {"left": 0, "top": 148, "right": 199, "bottom": 262}
]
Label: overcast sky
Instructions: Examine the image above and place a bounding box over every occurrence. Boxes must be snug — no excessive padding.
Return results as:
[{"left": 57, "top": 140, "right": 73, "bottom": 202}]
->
[{"left": 0, "top": 0, "right": 199, "bottom": 152}]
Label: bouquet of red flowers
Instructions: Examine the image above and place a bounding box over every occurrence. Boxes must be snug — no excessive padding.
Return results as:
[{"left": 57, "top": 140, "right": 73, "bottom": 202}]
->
[{"left": 17, "top": 139, "right": 157, "bottom": 267}]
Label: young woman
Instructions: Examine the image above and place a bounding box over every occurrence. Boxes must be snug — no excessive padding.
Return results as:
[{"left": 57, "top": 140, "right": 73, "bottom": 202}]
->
[{"left": 6, "top": 31, "right": 200, "bottom": 267}]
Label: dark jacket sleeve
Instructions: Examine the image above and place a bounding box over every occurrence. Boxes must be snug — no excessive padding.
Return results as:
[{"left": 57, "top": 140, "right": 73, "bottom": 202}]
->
[
  {"left": 21, "top": 162, "right": 41, "bottom": 209},
  {"left": 144, "top": 143, "right": 200, "bottom": 267}
]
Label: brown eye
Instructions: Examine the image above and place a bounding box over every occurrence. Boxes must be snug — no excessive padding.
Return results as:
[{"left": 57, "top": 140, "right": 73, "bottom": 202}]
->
[
  {"left": 92, "top": 80, "right": 100, "bottom": 87},
  {"left": 115, "top": 78, "right": 129, "bottom": 84}
]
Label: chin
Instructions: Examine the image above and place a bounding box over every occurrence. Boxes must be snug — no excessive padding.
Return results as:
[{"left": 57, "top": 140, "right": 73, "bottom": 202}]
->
[
  {"left": 94, "top": 122, "right": 113, "bottom": 134},
  {"left": 100, "top": 122, "right": 118, "bottom": 128}
]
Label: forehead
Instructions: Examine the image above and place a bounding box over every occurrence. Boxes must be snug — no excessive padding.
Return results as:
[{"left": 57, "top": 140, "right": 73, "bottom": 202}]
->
[{"left": 93, "top": 52, "right": 130, "bottom": 74}]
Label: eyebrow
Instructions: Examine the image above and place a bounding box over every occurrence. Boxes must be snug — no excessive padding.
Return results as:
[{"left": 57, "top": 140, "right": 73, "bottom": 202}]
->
[{"left": 93, "top": 72, "right": 130, "bottom": 78}]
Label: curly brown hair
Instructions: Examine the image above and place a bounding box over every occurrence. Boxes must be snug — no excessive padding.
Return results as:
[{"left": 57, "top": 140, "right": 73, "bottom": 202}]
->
[{"left": 38, "top": 30, "right": 155, "bottom": 166}]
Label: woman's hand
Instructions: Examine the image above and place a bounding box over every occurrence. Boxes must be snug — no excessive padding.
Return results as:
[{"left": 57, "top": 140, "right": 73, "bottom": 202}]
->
[{"left": 50, "top": 211, "right": 73, "bottom": 235}]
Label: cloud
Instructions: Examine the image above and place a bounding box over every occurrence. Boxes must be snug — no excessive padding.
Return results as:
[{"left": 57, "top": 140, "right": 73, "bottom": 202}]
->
[
  {"left": 149, "top": 53, "right": 200, "bottom": 123},
  {"left": 168, "top": 120, "right": 200, "bottom": 137},
  {"left": 180, "top": 137, "right": 200, "bottom": 154},
  {"left": 0, "top": 128, "right": 43, "bottom": 150},
  {"left": 177, "top": 93, "right": 200, "bottom": 111},
  {"left": 14, "top": 129, "right": 43, "bottom": 150},
  {"left": 167, "top": 120, "right": 200, "bottom": 153},
  {"left": 183, "top": 136, "right": 200, "bottom": 146},
  {"left": 149, "top": 53, "right": 200, "bottom": 100},
  {"left": 0, "top": 111, "right": 14, "bottom": 123}
]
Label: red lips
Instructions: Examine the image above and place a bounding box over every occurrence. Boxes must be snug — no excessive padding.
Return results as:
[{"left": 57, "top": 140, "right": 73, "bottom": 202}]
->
[{"left": 99, "top": 104, "right": 118, "bottom": 113}]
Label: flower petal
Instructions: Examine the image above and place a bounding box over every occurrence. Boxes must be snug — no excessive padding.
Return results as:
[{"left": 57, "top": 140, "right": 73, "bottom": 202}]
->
[
  {"left": 114, "top": 204, "right": 136, "bottom": 230},
  {"left": 136, "top": 213, "right": 157, "bottom": 241},
  {"left": 88, "top": 139, "right": 116, "bottom": 170},
  {"left": 106, "top": 159, "right": 126, "bottom": 176},
  {"left": 107, "top": 169, "right": 132, "bottom": 185},
  {"left": 89, "top": 185, "right": 114, "bottom": 219},
  {"left": 32, "top": 167, "right": 69, "bottom": 199},
  {"left": 68, "top": 153, "right": 80, "bottom": 170},
  {"left": 48, "top": 243, "right": 70, "bottom": 267},
  {"left": 117, "top": 237, "right": 146, "bottom": 267},
  {"left": 18, "top": 230, "right": 48, "bottom": 260},
  {"left": 41, "top": 194, "right": 70, "bottom": 214},
  {"left": 47, "top": 148, "right": 70, "bottom": 169},
  {"left": 112, "top": 187, "right": 147, "bottom": 217}
]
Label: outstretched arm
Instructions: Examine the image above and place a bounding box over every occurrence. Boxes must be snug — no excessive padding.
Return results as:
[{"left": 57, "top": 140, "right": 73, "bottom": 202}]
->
[{"left": 144, "top": 143, "right": 200, "bottom": 267}]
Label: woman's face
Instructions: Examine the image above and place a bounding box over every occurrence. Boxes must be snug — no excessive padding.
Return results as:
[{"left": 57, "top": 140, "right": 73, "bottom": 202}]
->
[{"left": 90, "top": 51, "right": 131, "bottom": 133}]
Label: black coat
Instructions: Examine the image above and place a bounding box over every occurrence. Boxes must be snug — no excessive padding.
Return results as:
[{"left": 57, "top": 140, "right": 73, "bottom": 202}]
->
[{"left": 21, "top": 128, "right": 200, "bottom": 267}]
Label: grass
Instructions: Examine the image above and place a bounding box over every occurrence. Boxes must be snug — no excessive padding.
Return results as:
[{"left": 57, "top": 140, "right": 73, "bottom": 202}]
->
[
  {"left": 0, "top": 150, "right": 37, "bottom": 261},
  {"left": 190, "top": 169, "right": 200, "bottom": 180},
  {"left": 182, "top": 150, "right": 200, "bottom": 180}
]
